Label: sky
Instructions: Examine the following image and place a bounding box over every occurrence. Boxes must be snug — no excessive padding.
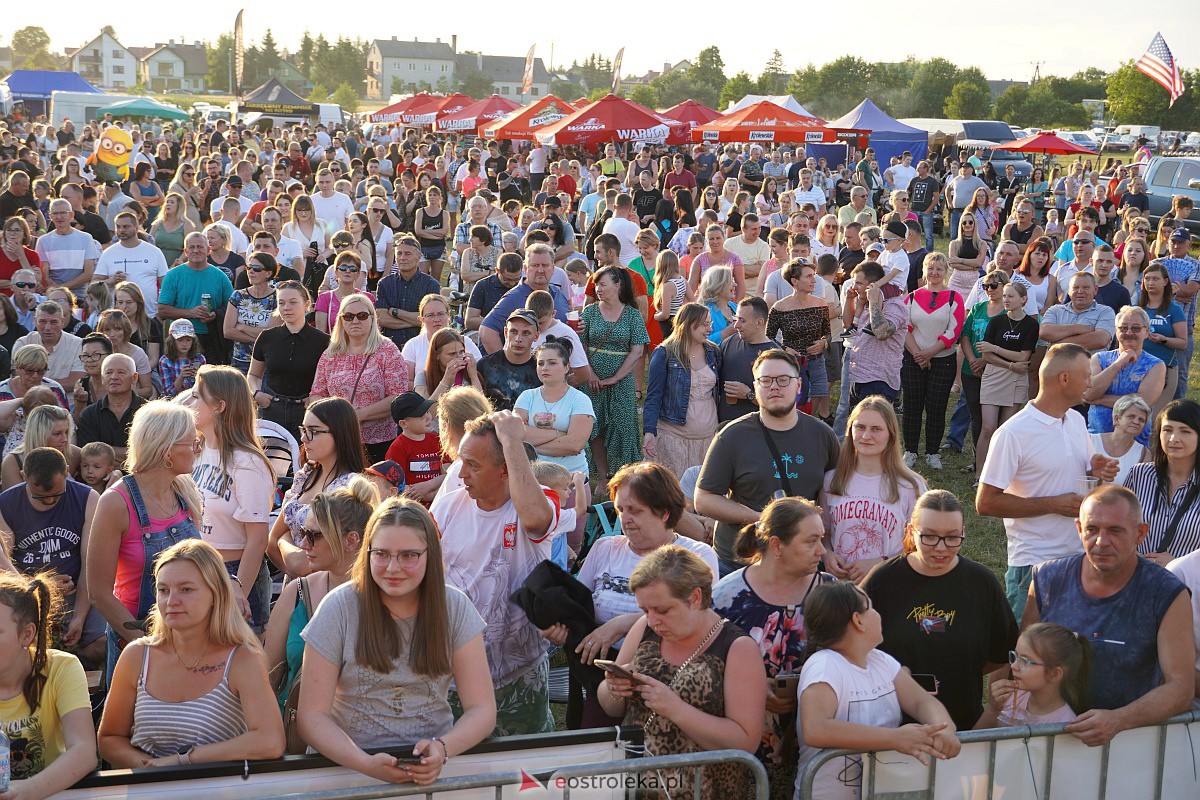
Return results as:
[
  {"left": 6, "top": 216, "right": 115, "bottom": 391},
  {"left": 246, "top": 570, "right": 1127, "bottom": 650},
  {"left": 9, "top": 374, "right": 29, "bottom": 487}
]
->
[{"left": 8, "top": 1, "right": 1200, "bottom": 85}]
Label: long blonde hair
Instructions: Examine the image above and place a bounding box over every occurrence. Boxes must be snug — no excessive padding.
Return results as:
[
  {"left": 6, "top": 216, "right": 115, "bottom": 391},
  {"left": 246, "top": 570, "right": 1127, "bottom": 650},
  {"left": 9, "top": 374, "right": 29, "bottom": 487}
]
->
[
  {"left": 146, "top": 539, "right": 260, "bottom": 651},
  {"left": 125, "top": 400, "right": 204, "bottom": 519},
  {"left": 653, "top": 249, "right": 682, "bottom": 312},
  {"left": 193, "top": 366, "right": 273, "bottom": 478},
  {"left": 114, "top": 280, "right": 154, "bottom": 345},
  {"left": 19, "top": 404, "right": 71, "bottom": 455},
  {"left": 698, "top": 265, "right": 732, "bottom": 306},
  {"left": 828, "top": 396, "right": 924, "bottom": 504},
  {"left": 662, "top": 303, "right": 714, "bottom": 370},
  {"left": 326, "top": 293, "right": 385, "bottom": 356},
  {"left": 351, "top": 498, "right": 452, "bottom": 676}
]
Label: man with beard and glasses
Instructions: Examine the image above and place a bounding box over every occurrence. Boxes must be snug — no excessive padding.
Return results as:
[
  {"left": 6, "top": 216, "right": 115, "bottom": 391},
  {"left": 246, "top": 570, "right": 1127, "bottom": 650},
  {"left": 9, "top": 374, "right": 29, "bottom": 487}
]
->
[{"left": 695, "top": 349, "right": 838, "bottom": 576}]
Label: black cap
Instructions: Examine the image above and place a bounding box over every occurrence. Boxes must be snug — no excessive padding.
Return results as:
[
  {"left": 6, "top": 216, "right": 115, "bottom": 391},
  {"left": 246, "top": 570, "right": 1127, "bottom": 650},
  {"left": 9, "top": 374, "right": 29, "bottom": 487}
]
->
[
  {"left": 390, "top": 391, "right": 435, "bottom": 422},
  {"left": 225, "top": 175, "right": 243, "bottom": 187},
  {"left": 544, "top": 195, "right": 562, "bottom": 208},
  {"left": 885, "top": 221, "right": 908, "bottom": 239}
]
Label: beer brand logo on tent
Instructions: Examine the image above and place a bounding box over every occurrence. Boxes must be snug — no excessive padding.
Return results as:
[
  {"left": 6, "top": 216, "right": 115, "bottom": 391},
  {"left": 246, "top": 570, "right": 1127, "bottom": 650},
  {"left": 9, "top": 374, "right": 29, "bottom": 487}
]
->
[
  {"left": 567, "top": 117, "right": 605, "bottom": 131},
  {"left": 749, "top": 131, "right": 775, "bottom": 141},
  {"left": 530, "top": 107, "right": 569, "bottom": 127},
  {"left": 442, "top": 118, "right": 474, "bottom": 130},
  {"left": 703, "top": 130, "right": 720, "bottom": 141},
  {"left": 743, "top": 117, "right": 777, "bottom": 127},
  {"left": 617, "top": 124, "right": 668, "bottom": 141},
  {"left": 805, "top": 131, "right": 824, "bottom": 142}
]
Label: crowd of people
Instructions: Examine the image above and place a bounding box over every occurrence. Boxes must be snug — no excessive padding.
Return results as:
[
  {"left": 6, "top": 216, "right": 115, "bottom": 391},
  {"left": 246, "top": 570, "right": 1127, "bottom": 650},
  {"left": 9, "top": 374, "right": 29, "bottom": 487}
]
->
[{"left": 0, "top": 110, "right": 1197, "bottom": 800}]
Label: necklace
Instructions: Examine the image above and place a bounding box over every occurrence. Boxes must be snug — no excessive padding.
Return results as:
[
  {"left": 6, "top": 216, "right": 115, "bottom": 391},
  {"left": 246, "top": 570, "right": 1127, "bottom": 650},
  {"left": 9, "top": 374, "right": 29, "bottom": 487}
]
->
[
  {"left": 172, "top": 640, "right": 211, "bottom": 672},
  {"left": 643, "top": 615, "right": 726, "bottom": 733}
]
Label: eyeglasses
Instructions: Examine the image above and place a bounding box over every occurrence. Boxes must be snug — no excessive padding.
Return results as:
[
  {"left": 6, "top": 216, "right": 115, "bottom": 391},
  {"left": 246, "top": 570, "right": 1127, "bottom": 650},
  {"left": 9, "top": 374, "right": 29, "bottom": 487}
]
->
[
  {"left": 341, "top": 311, "right": 372, "bottom": 322},
  {"left": 1135, "top": 227, "right": 1150, "bottom": 234},
  {"left": 917, "top": 532, "right": 964, "bottom": 548},
  {"left": 30, "top": 489, "right": 66, "bottom": 504},
  {"left": 368, "top": 548, "right": 427, "bottom": 568},
  {"left": 754, "top": 375, "right": 799, "bottom": 388},
  {"left": 1117, "top": 325, "right": 1145, "bottom": 333},
  {"left": 882, "top": 237, "right": 900, "bottom": 243},
  {"left": 298, "top": 527, "right": 324, "bottom": 546},
  {"left": 80, "top": 351, "right": 106, "bottom": 361},
  {"left": 336, "top": 264, "right": 361, "bottom": 273},
  {"left": 1008, "top": 650, "right": 1048, "bottom": 669},
  {"left": 13, "top": 282, "right": 36, "bottom": 289},
  {"left": 370, "top": 208, "right": 385, "bottom": 214},
  {"left": 298, "top": 425, "right": 330, "bottom": 440}
]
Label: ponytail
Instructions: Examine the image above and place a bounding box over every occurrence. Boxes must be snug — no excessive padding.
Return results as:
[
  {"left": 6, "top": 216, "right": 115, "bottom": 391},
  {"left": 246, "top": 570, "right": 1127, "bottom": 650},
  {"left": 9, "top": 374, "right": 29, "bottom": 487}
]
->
[
  {"left": 1023, "top": 622, "right": 1093, "bottom": 715},
  {"left": 0, "top": 571, "right": 63, "bottom": 712},
  {"left": 734, "top": 496, "right": 822, "bottom": 563}
]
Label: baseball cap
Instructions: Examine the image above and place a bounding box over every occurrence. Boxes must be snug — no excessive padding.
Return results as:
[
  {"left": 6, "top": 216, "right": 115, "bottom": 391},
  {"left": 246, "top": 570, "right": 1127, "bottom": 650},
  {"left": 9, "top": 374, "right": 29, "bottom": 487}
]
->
[
  {"left": 390, "top": 391, "right": 435, "bottom": 422},
  {"left": 885, "top": 221, "right": 908, "bottom": 239},
  {"left": 276, "top": 157, "right": 291, "bottom": 167},
  {"left": 1170, "top": 228, "right": 1192, "bottom": 242},
  {"left": 866, "top": 242, "right": 886, "bottom": 255},
  {"left": 225, "top": 175, "right": 243, "bottom": 187},
  {"left": 507, "top": 308, "right": 539, "bottom": 328},
  {"left": 544, "top": 195, "right": 562, "bottom": 208},
  {"left": 365, "top": 460, "right": 406, "bottom": 493},
  {"left": 169, "top": 319, "right": 196, "bottom": 339}
]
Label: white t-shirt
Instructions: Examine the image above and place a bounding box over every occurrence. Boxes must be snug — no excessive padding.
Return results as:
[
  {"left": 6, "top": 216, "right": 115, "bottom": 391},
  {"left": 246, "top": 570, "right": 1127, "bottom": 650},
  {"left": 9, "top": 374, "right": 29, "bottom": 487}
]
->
[
  {"left": 764, "top": 272, "right": 830, "bottom": 306},
  {"left": 979, "top": 403, "right": 1094, "bottom": 566},
  {"left": 528, "top": 147, "right": 549, "bottom": 173},
  {"left": 796, "top": 649, "right": 902, "bottom": 800},
  {"left": 190, "top": 445, "right": 275, "bottom": 551},
  {"left": 310, "top": 191, "right": 356, "bottom": 230},
  {"left": 94, "top": 241, "right": 170, "bottom": 317},
  {"left": 246, "top": 235, "right": 304, "bottom": 270},
  {"left": 820, "top": 470, "right": 926, "bottom": 566},
  {"left": 400, "top": 329, "right": 483, "bottom": 375},
  {"left": 964, "top": 272, "right": 1040, "bottom": 316},
  {"left": 794, "top": 186, "right": 828, "bottom": 209},
  {"left": 209, "top": 193, "right": 254, "bottom": 220},
  {"left": 602, "top": 216, "right": 641, "bottom": 266},
  {"left": 429, "top": 486, "right": 557, "bottom": 686},
  {"left": 881, "top": 247, "right": 909, "bottom": 290},
  {"left": 575, "top": 534, "right": 719, "bottom": 626},
  {"left": 724, "top": 234, "right": 772, "bottom": 291},
  {"left": 534, "top": 321, "right": 589, "bottom": 370},
  {"left": 1166, "top": 550, "right": 1200, "bottom": 679},
  {"left": 889, "top": 164, "right": 918, "bottom": 192}
]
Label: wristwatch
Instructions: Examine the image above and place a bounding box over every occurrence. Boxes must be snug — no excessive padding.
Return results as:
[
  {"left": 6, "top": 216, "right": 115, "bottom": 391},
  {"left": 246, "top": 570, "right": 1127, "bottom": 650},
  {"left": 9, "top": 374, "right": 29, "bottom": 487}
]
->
[{"left": 389, "top": 308, "right": 399, "bottom": 319}]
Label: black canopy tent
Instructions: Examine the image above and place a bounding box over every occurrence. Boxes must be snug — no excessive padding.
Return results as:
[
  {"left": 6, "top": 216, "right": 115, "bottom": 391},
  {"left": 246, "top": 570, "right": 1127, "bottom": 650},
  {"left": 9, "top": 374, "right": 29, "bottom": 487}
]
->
[{"left": 237, "top": 78, "right": 316, "bottom": 116}]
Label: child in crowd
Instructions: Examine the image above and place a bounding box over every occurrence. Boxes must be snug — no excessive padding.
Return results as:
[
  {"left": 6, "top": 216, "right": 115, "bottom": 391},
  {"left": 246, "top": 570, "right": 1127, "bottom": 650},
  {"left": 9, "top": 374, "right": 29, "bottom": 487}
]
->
[
  {"left": 384, "top": 392, "right": 444, "bottom": 505},
  {"left": 84, "top": 281, "right": 111, "bottom": 329},
  {"left": 975, "top": 622, "right": 1091, "bottom": 728},
  {"left": 530, "top": 459, "right": 587, "bottom": 569},
  {"left": 1044, "top": 209, "right": 1062, "bottom": 246},
  {"left": 652, "top": 250, "right": 690, "bottom": 338},
  {"left": 3, "top": 386, "right": 60, "bottom": 459},
  {"left": 564, "top": 260, "right": 590, "bottom": 312},
  {"left": 158, "top": 319, "right": 206, "bottom": 399},
  {"left": 527, "top": 291, "right": 588, "bottom": 375},
  {"left": 680, "top": 231, "right": 704, "bottom": 274},
  {"left": 79, "top": 441, "right": 120, "bottom": 493}
]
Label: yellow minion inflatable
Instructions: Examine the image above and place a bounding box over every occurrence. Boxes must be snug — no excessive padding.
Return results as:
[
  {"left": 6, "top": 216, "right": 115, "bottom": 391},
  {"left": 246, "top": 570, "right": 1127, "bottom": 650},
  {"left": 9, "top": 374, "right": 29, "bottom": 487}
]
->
[{"left": 87, "top": 127, "right": 132, "bottom": 183}]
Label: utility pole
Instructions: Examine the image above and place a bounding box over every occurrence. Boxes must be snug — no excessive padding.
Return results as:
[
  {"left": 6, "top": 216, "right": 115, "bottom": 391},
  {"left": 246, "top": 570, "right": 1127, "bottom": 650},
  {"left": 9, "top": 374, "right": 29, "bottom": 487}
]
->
[{"left": 1030, "top": 61, "right": 1043, "bottom": 84}]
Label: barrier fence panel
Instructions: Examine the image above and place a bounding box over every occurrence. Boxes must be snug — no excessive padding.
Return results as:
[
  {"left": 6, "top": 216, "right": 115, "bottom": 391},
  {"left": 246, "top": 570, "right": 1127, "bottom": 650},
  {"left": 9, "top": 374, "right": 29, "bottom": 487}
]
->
[
  {"left": 798, "top": 710, "right": 1199, "bottom": 800},
  {"left": 267, "top": 749, "right": 770, "bottom": 800}
]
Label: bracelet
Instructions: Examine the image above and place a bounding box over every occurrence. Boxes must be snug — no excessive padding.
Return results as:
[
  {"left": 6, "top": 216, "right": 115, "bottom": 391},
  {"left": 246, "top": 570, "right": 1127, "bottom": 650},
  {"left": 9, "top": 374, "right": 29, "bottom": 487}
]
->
[
  {"left": 179, "top": 746, "right": 194, "bottom": 765},
  {"left": 431, "top": 736, "right": 449, "bottom": 763},
  {"left": 231, "top": 575, "right": 243, "bottom": 588}
]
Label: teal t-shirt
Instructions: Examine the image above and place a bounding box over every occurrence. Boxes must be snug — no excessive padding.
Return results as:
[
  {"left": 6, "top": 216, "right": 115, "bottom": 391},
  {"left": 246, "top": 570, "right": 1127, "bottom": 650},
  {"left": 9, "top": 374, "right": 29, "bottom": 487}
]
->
[
  {"left": 158, "top": 265, "right": 234, "bottom": 333},
  {"left": 961, "top": 300, "right": 1000, "bottom": 377}
]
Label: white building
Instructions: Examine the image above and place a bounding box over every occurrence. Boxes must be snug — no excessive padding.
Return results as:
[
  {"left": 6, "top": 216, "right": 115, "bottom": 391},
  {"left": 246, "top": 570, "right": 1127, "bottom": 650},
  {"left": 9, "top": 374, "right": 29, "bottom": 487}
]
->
[
  {"left": 139, "top": 41, "right": 209, "bottom": 93},
  {"left": 367, "top": 37, "right": 457, "bottom": 100},
  {"left": 66, "top": 32, "right": 139, "bottom": 90},
  {"left": 455, "top": 53, "right": 550, "bottom": 98}
]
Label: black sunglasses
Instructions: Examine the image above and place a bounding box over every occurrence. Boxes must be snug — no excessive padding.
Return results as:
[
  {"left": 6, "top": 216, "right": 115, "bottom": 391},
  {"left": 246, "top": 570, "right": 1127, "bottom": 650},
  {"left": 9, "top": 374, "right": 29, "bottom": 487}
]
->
[
  {"left": 248, "top": 264, "right": 273, "bottom": 273},
  {"left": 341, "top": 311, "right": 371, "bottom": 322}
]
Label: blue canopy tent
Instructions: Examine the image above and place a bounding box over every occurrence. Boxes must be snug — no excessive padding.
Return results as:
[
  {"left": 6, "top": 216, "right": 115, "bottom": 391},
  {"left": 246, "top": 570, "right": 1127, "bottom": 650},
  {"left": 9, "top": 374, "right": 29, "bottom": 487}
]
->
[
  {"left": 0, "top": 70, "right": 101, "bottom": 116},
  {"left": 827, "top": 99, "right": 928, "bottom": 169}
]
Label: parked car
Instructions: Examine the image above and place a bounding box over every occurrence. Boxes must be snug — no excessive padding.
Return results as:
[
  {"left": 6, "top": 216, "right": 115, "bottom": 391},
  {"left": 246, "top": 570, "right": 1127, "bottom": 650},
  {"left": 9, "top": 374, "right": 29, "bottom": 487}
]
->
[
  {"left": 1143, "top": 155, "right": 1200, "bottom": 236},
  {"left": 1057, "top": 131, "right": 1099, "bottom": 151},
  {"left": 1101, "top": 134, "right": 1134, "bottom": 153}
]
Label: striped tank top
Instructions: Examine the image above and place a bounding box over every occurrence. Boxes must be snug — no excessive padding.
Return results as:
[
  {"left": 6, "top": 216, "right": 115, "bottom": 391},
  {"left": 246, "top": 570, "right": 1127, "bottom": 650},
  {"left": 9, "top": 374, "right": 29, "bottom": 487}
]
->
[{"left": 129, "top": 644, "right": 247, "bottom": 757}]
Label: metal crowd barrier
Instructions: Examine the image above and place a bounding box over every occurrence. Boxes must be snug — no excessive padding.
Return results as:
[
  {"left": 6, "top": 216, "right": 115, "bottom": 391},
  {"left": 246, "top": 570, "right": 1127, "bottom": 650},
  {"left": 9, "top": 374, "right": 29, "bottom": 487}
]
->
[
  {"left": 797, "top": 710, "right": 1199, "bottom": 800},
  {"left": 267, "top": 748, "right": 769, "bottom": 800}
]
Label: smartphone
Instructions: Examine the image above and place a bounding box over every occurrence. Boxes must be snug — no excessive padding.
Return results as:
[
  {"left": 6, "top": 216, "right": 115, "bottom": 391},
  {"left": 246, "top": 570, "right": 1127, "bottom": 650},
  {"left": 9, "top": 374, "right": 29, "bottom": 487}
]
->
[
  {"left": 594, "top": 659, "right": 639, "bottom": 682},
  {"left": 775, "top": 674, "right": 800, "bottom": 691},
  {"left": 392, "top": 746, "right": 424, "bottom": 765}
]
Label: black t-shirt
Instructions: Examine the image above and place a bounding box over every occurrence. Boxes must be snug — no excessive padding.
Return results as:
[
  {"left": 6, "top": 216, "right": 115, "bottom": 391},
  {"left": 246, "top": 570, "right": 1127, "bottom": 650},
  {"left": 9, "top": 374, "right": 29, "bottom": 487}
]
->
[
  {"left": 73, "top": 210, "right": 111, "bottom": 245},
  {"left": 862, "top": 554, "right": 1017, "bottom": 731},
  {"left": 0, "top": 190, "right": 37, "bottom": 221},
  {"left": 906, "top": 175, "right": 941, "bottom": 212},
  {"left": 906, "top": 248, "right": 929, "bottom": 293},
  {"left": 716, "top": 336, "right": 780, "bottom": 423},
  {"left": 468, "top": 274, "right": 513, "bottom": 320},
  {"left": 633, "top": 186, "right": 662, "bottom": 223},
  {"left": 838, "top": 246, "right": 865, "bottom": 280},
  {"left": 1118, "top": 192, "right": 1149, "bottom": 213},
  {"left": 983, "top": 313, "right": 1039, "bottom": 354},
  {"left": 484, "top": 155, "right": 505, "bottom": 191},
  {"left": 477, "top": 350, "right": 540, "bottom": 411},
  {"left": 251, "top": 323, "right": 330, "bottom": 398}
]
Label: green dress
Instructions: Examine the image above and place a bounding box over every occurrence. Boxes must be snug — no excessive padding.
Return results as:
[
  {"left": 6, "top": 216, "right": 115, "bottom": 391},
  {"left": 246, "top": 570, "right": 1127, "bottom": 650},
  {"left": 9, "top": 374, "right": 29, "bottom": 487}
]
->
[
  {"left": 581, "top": 302, "right": 649, "bottom": 479},
  {"left": 154, "top": 221, "right": 187, "bottom": 266}
]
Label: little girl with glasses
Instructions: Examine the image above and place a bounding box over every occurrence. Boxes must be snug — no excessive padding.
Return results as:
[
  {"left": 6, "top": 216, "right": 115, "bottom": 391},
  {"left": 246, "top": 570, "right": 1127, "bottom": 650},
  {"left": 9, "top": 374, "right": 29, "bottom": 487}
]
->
[{"left": 974, "top": 622, "right": 1091, "bottom": 728}]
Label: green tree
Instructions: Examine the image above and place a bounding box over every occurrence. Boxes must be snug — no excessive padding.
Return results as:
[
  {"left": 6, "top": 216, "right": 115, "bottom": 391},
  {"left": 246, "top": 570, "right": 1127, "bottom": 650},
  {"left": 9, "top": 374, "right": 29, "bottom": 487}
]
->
[
  {"left": 297, "top": 32, "right": 315, "bottom": 79},
  {"left": 993, "top": 84, "right": 1031, "bottom": 125},
  {"left": 786, "top": 65, "right": 820, "bottom": 107},
  {"left": 576, "top": 54, "right": 613, "bottom": 93},
  {"left": 100, "top": 25, "right": 116, "bottom": 38},
  {"left": 758, "top": 50, "right": 787, "bottom": 95},
  {"left": 550, "top": 78, "right": 582, "bottom": 99},
  {"left": 629, "top": 83, "right": 659, "bottom": 108},
  {"left": 944, "top": 80, "right": 992, "bottom": 118},
  {"left": 809, "top": 55, "right": 872, "bottom": 118},
  {"left": 12, "top": 26, "right": 52, "bottom": 69},
  {"left": 456, "top": 68, "right": 495, "bottom": 99},
  {"left": 719, "top": 71, "right": 756, "bottom": 111},
  {"left": 312, "top": 37, "right": 368, "bottom": 94},
  {"left": 691, "top": 46, "right": 727, "bottom": 89},
  {"left": 206, "top": 34, "right": 235, "bottom": 93},
  {"left": 1021, "top": 84, "right": 1090, "bottom": 128},
  {"left": 309, "top": 83, "right": 330, "bottom": 102},
  {"left": 652, "top": 69, "right": 718, "bottom": 109},
  {"left": 909, "top": 57, "right": 959, "bottom": 116},
  {"left": 1104, "top": 61, "right": 1198, "bottom": 127},
  {"left": 331, "top": 82, "right": 359, "bottom": 113},
  {"left": 260, "top": 29, "right": 280, "bottom": 76}
]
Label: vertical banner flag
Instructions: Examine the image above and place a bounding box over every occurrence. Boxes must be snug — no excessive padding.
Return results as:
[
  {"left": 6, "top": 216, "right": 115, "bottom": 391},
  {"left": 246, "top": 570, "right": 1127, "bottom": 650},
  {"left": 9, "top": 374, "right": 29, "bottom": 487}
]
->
[
  {"left": 611, "top": 48, "right": 624, "bottom": 95},
  {"left": 1136, "top": 32, "right": 1185, "bottom": 107},
  {"left": 521, "top": 45, "right": 535, "bottom": 96},
  {"left": 234, "top": 9, "right": 245, "bottom": 95}
]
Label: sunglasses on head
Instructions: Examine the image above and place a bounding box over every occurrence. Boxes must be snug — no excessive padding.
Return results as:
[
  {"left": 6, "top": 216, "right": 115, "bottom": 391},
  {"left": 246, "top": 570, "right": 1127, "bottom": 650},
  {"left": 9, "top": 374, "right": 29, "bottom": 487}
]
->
[{"left": 341, "top": 311, "right": 371, "bottom": 322}]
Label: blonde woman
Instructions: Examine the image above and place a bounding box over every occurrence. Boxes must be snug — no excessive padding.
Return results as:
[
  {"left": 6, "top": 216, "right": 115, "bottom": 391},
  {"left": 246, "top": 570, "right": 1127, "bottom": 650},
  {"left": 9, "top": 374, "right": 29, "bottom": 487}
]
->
[
  {"left": 96, "top": 308, "right": 155, "bottom": 399},
  {"left": 98, "top": 539, "right": 284, "bottom": 767},
  {"left": 167, "top": 162, "right": 204, "bottom": 229},
  {"left": 113, "top": 281, "right": 163, "bottom": 364},
  {"left": 283, "top": 194, "right": 332, "bottom": 265},
  {"left": 150, "top": 191, "right": 196, "bottom": 266},
  {"left": 698, "top": 265, "right": 737, "bottom": 344},
  {"left": 0, "top": 403, "right": 79, "bottom": 490}
]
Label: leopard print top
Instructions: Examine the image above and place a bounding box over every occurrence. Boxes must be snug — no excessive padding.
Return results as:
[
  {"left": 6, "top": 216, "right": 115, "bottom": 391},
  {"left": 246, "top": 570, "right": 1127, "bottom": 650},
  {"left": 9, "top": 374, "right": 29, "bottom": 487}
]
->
[{"left": 624, "top": 619, "right": 754, "bottom": 799}]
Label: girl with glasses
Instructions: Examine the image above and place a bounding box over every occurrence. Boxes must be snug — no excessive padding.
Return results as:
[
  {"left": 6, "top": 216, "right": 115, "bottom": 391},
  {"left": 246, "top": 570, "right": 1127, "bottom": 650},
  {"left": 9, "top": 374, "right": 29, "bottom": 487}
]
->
[
  {"left": 975, "top": 623, "right": 1090, "bottom": 729},
  {"left": 1, "top": 217, "right": 41, "bottom": 292},
  {"left": 861, "top": 489, "right": 1017, "bottom": 733},
  {"left": 298, "top": 498, "right": 494, "bottom": 785}
]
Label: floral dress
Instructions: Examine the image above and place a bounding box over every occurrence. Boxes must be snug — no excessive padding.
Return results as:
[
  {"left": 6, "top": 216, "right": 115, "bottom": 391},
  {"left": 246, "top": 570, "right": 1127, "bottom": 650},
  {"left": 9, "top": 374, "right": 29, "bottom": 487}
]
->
[
  {"left": 310, "top": 340, "right": 409, "bottom": 445},
  {"left": 581, "top": 303, "right": 649, "bottom": 478},
  {"left": 713, "top": 569, "right": 836, "bottom": 800}
]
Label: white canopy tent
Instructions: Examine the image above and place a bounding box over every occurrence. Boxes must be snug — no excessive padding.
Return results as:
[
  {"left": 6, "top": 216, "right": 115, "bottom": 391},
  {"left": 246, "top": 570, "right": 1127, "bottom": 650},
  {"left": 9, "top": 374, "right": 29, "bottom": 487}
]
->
[{"left": 723, "top": 94, "right": 821, "bottom": 119}]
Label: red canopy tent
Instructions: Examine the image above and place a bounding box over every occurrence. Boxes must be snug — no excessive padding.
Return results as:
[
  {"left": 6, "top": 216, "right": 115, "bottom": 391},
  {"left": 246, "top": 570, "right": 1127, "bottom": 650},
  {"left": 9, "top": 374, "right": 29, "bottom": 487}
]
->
[
  {"left": 572, "top": 97, "right": 592, "bottom": 107},
  {"left": 691, "top": 100, "right": 852, "bottom": 144},
  {"left": 991, "top": 131, "right": 1098, "bottom": 155},
  {"left": 481, "top": 96, "right": 576, "bottom": 139},
  {"left": 536, "top": 94, "right": 689, "bottom": 146},
  {"left": 660, "top": 99, "right": 721, "bottom": 129},
  {"left": 434, "top": 94, "right": 521, "bottom": 133},
  {"left": 369, "top": 93, "right": 437, "bottom": 124},
  {"left": 407, "top": 93, "right": 474, "bottom": 127}
]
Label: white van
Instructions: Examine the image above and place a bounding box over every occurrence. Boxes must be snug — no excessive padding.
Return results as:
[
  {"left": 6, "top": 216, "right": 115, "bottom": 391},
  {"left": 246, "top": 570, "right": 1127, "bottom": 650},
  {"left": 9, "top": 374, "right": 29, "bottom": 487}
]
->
[
  {"left": 1115, "top": 124, "right": 1161, "bottom": 140},
  {"left": 51, "top": 91, "right": 141, "bottom": 127}
]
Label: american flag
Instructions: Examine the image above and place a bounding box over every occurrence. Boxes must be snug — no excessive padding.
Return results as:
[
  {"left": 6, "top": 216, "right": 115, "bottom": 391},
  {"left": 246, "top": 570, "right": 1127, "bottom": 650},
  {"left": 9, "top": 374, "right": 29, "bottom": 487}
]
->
[{"left": 1136, "top": 33, "right": 1185, "bottom": 107}]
